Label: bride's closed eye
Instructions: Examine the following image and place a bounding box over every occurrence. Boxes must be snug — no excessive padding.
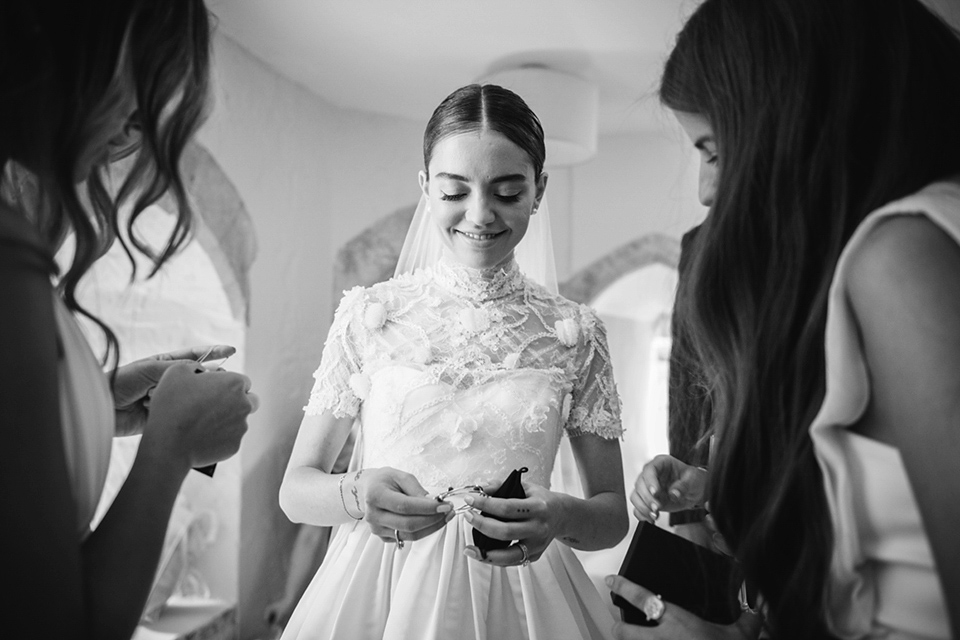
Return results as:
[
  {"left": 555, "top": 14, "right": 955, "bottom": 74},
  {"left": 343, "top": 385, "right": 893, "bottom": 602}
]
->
[{"left": 440, "top": 191, "right": 522, "bottom": 203}]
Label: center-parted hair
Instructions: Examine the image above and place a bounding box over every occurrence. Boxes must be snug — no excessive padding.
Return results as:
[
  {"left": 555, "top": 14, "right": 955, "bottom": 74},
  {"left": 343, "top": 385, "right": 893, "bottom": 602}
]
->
[
  {"left": 423, "top": 84, "right": 546, "bottom": 178},
  {"left": 658, "top": 0, "right": 960, "bottom": 638}
]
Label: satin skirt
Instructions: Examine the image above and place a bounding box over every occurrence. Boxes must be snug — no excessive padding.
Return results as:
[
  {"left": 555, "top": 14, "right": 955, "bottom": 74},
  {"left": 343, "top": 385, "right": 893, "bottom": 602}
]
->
[{"left": 280, "top": 517, "right": 616, "bottom": 640}]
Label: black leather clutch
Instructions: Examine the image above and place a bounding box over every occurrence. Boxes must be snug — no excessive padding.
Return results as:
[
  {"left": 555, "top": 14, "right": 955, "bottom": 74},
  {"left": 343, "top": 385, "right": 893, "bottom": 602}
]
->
[
  {"left": 472, "top": 467, "right": 527, "bottom": 553},
  {"left": 612, "top": 521, "right": 742, "bottom": 626}
]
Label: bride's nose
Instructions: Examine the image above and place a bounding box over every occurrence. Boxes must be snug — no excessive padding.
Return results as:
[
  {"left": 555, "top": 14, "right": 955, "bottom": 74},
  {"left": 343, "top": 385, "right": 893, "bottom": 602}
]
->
[{"left": 464, "top": 194, "right": 496, "bottom": 226}]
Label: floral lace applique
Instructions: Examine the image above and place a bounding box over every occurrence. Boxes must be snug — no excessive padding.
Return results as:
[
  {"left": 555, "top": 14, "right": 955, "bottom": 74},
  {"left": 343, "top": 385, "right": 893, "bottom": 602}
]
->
[{"left": 304, "top": 258, "right": 624, "bottom": 487}]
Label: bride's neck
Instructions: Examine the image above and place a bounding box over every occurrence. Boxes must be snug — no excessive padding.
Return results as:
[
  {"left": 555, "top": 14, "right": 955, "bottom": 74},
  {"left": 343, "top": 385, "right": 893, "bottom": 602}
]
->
[{"left": 440, "top": 252, "right": 515, "bottom": 280}]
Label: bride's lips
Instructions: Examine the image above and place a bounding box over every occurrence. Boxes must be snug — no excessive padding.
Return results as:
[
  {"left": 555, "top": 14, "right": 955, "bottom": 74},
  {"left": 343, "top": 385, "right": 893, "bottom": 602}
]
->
[{"left": 456, "top": 229, "right": 506, "bottom": 245}]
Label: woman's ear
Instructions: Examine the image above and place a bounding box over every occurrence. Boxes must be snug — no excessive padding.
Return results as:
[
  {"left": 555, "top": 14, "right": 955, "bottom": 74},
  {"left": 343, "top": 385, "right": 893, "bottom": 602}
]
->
[
  {"left": 418, "top": 170, "right": 429, "bottom": 199},
  {"left": 534, "top": 172, "right": 549, "bottom": 212}
]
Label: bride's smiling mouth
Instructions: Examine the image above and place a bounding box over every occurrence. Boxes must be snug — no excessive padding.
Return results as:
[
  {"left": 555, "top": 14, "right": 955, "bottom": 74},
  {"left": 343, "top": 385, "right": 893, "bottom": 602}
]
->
[{"left": 456, "top": 229, "right": 506, "bottom": 242}]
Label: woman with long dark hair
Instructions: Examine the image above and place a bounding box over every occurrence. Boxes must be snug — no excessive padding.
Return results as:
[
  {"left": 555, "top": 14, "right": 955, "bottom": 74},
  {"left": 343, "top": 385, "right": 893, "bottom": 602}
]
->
[
  {"left": 610, "top": 0, "right": 960, "bottom": 638},
  {"left": 0, "top": 2, "right": 256, "bottom": 638}
]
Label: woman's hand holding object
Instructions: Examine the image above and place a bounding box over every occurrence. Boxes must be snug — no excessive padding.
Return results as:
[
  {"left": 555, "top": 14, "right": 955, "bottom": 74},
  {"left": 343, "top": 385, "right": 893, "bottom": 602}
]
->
[
  {"left": 604, "top": 575, "right": 762, "bottom": 640},
  {"left": 461, "top": 480, "right": 564, "bottom": 567},
  {"left": 139, "top": 360, "right": 256, "bottom": 474},
  {"left": 111, "top": 345, "right": 238, "bottom": 437},
  {"left": 355, "top": 467, "right": 454, "bottom": 545},
  {"left": 631, "top": 455, "right": 707, "bottom": 523}
]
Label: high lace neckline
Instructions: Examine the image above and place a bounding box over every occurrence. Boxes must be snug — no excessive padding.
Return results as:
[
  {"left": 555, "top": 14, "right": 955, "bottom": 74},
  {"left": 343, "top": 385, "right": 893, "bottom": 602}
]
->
[{"left": 433, "top": 256, "right": 525, "bottom": 302}]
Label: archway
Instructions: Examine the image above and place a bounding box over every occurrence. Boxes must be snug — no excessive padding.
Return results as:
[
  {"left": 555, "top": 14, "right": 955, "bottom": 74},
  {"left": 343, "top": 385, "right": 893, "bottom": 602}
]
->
[{"left": 69, "top": 141, "right": 255, "bottom": 636}]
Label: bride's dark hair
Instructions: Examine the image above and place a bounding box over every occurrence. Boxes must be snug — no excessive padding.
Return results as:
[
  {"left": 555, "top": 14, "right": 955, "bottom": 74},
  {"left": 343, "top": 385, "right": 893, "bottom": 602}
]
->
[
  {"left": 423, "top": 84, "right": 546, "bottom": 178},
  {"left": 660, "top": 0, "right": 960, "bottom": 637},
  {"left": 0, "top": 0, "right": 212, "bottom": 370}
]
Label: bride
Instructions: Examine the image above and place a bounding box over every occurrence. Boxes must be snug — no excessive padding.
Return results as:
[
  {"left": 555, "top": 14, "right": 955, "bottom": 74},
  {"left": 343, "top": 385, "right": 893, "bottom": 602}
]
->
[{"left": 278, "top": 83, "right": 627, "bottom": 640}]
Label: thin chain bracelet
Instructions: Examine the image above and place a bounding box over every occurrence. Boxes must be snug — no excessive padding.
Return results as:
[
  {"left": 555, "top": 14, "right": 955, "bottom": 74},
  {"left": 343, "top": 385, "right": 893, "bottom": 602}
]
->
[{"left": 338, "top": 473, "right": 363, "bottom": 520}]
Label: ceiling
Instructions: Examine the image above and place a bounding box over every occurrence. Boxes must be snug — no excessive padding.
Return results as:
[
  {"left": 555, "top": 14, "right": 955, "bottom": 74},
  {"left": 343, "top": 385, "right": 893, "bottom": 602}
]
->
[{"left": 207, "top": 0, "right": 699, "bottom": 136}]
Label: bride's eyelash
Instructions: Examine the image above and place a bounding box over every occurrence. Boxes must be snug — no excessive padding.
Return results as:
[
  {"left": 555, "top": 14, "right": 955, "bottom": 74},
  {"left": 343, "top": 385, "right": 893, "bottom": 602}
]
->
[{"left": 439, "top": 192, "right": 521, "bottom": 203}]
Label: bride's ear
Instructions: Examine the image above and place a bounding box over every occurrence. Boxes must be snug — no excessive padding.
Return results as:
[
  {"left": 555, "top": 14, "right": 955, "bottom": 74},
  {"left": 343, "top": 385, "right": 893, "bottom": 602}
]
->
[
  {"left": 534, "top": 172, "right": 549, "bottom": 211},
  {"left": 418, "top": 170, "right": 429, "bottom": 198}
]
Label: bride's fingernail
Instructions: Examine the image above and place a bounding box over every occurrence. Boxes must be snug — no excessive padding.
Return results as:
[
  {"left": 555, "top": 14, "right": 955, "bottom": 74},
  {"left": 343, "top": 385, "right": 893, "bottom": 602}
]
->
[
  {"left": 463, "top": 496, "right": 475, "bottom": 506},
  {"left": 437, "top": 503, "right": 452, "bottom": 513},
  {"left": 464, "top": 549, "right": 478, "bottom": 560}
]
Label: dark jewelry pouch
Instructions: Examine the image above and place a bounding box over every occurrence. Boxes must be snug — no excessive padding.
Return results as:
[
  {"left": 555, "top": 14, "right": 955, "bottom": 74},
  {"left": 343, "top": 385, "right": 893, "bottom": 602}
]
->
[
  {"left": 612, "top": 521, "right": 742, "bottom": 626},
  {"left": 472, "top": 467, "right": 527, "bottom": 553}
]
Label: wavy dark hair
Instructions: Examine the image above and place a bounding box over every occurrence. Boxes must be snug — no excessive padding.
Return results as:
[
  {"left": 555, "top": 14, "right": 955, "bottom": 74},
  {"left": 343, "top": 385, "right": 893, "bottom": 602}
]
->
[
  {"left": 660, "top": 0, "right": 960, "bottom": 637},
  {"left": 0, "top": 0, "right": 212, "bottom": 371},
  {"left": 423, "top": 83, "right": 546, "bottom": 178}
]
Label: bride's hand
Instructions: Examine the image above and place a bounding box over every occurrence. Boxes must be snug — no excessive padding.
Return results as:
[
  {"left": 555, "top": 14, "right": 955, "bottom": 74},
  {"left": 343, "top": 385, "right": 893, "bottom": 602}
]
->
[
  {"left": 356, "top": 467, "right": 454, "bottom": 544},
  {"left": 460, "top": 481, "right": 564, "bottom": 567}
]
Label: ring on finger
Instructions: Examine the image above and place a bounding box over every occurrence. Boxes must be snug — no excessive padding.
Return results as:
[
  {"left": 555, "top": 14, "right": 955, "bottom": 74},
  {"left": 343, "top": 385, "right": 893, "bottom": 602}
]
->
[
  {"left": 517, "top": 542, "right": 530, "bottom": 567},
  {"left": 641, "top": 593, "right": 665, "bottom": 623},
  {"left": 395, "top": 529, "right": 404, "bottom": 550}
]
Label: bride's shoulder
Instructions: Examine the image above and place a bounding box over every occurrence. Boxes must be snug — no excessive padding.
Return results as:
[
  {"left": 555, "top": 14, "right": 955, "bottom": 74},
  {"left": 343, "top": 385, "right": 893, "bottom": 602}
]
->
[
  {"left": 526, "top": 285, "right": 605, "bottom": 336},
  {"left": 528, "top": 284, "right": 595, "bottom": 317},
  {"left": 335, "top": 271, "right": 438, "bottom": 326},
  {"left": 369, "top": 269, "right": 437, "bottom": 303}
]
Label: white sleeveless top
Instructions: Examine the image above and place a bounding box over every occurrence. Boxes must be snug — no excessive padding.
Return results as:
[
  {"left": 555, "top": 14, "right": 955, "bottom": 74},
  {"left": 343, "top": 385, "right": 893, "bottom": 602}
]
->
[
  {"left": 810, "top": 180, "right": 958, "bottom": 640},
  {"left": 54, "top": 294, "right": 114, "bottom": 539}
]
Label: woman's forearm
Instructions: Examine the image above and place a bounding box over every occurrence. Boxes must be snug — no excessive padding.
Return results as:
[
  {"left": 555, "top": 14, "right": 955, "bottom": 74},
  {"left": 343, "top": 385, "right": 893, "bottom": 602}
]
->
[
  {"left": 280, "top": 466, "right": 364, "bottom": 527},
  {"left": 80, "top": 442, "right": 189, "bottom": 640},
  {"left": 280, "top": 412, "right": 359, "bottom": 526},
  {"left": 554, "top": 490, "right": 628, "bottom": 551}
]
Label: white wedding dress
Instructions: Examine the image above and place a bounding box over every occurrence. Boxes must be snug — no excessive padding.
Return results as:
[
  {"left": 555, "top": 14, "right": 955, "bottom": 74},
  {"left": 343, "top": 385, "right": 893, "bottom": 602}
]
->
[{"left": 281, "top": 257, "right": 623, "bottom": 640}]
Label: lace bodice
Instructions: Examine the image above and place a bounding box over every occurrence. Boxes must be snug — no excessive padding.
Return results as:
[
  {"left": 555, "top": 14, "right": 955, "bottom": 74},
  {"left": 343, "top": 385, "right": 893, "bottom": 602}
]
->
[{"left": 305, "top": 258, "right": 622, "bottom": 490}]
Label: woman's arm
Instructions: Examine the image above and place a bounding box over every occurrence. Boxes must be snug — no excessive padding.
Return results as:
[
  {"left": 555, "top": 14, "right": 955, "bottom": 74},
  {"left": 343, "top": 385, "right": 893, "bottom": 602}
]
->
[
  {"left": 279, "top": 411, "right": 361, "bottom": 526},
  {"left": 279, "top": 411, "right": 452, "bottom": 539},
  {"left": 81, "top": 362, "right": 255, "bottom": 640},
  {"left": 558, "top": 433, "right": 628, "bottom": 550},
  {"left": 847, "top": 214, "right": 960, "bottom": 638}
]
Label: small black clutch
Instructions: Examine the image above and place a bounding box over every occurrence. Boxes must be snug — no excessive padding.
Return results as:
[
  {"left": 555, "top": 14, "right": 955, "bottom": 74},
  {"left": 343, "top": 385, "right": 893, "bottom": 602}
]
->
[
  {"left": 472, "top": 467, "right": 527, "bottom": 553},
  {"left": 612, "top": 521, "right": 742, "bottom": 626}
]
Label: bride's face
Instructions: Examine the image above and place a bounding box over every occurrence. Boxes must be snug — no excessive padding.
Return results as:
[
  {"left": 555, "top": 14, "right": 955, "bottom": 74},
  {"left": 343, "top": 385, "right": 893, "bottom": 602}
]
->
[{"left": 419, "top": 129, "right": 547, "bottom": 270}]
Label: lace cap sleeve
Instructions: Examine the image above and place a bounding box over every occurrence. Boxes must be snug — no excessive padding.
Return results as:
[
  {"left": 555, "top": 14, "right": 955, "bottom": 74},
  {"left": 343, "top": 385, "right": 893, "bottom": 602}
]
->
[
  {"left": 565, "top": 304, "right": 623, "bottom": 439},
  {"left": 303, "top": 286, "right": 368, "bottom": 418}
]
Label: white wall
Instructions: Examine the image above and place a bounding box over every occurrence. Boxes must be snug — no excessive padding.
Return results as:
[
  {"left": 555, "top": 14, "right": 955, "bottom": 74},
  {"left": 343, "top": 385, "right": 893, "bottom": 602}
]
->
[
  {"left": 195, "top": 33, "right": 425, "bottom": 639},
  {"left": 569, "top": 128, "right": 705, "bottom": 275}
]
